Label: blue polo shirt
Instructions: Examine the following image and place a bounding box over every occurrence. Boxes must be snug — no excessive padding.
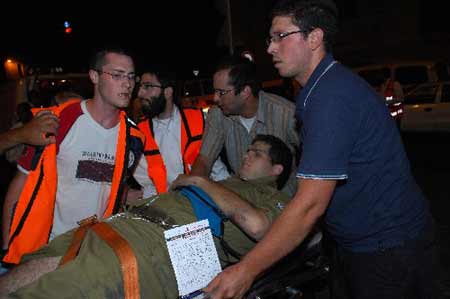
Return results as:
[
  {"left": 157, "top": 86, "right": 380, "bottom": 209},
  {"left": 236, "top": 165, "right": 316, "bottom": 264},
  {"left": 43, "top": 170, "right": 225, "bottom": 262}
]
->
[{"left": 296, "top": 54, "right": 430, "bottom": 252}]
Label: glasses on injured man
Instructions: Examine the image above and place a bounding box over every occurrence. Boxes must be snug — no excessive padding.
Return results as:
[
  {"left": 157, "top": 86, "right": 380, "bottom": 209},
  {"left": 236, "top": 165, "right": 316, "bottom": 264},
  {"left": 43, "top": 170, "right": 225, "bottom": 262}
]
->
[{"left": 247, "top": 147, "right": 270, "bottom": 160}]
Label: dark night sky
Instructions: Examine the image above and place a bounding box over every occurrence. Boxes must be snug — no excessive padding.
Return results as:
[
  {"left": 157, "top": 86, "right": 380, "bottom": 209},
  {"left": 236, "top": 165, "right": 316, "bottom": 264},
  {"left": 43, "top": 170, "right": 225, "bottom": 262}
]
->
[
  {"left": 2, "top": 1, "right": 448, "bottom": 79},
  {"left": 1, "top": 1, "right": 227, "bottom": 78}
]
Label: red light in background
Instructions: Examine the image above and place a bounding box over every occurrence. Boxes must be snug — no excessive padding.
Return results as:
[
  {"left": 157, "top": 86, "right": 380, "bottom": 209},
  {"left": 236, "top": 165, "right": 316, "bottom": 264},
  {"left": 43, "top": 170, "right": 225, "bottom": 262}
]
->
[{"left": 65, "top": 27, "right": 72, "bottom": 34}]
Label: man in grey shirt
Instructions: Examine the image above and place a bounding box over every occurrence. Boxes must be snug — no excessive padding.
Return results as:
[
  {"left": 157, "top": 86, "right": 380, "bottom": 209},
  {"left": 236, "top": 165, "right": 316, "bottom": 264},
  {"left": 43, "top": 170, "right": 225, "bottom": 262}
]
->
[{"left": 191, "top": 56, "right": 299, "bottom": 196}]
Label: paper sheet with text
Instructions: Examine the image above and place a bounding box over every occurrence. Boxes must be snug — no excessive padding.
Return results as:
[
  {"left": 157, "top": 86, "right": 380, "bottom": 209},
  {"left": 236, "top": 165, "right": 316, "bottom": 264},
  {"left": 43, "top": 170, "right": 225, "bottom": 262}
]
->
[{"left": 164, "top": 219, "right": 222, "bottom": 296}]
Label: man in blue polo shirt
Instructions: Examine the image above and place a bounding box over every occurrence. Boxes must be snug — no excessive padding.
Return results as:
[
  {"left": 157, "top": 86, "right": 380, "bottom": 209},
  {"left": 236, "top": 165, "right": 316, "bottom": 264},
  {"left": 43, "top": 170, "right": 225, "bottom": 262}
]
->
[{"left": 204, "top": 1, "right": 439, "bottom": 298}]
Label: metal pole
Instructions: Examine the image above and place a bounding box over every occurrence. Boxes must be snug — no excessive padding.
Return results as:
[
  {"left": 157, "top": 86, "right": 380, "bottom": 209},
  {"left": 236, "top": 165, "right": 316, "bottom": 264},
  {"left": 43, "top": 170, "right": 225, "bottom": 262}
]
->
[{"left": 226, "top": 0, "right": 234, "bottom": 55}]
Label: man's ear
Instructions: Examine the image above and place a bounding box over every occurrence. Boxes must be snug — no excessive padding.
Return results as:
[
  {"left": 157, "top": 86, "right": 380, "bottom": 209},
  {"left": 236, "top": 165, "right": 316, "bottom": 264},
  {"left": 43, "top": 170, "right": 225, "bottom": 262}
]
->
[
  {"left": 239, "top": 85, "right": 252, "bottom": 99},
  {"left": 271, "top": 164, "right": 284, "bottom": 177},
  {"left": 89, "top": 69, "right": 99, "bottom": 84},
  {"left": 308, "top": 28, "right": 324, "bottom": 51},
  {"left": 164, "top": 86, "right": 173, "bottom": 99}
]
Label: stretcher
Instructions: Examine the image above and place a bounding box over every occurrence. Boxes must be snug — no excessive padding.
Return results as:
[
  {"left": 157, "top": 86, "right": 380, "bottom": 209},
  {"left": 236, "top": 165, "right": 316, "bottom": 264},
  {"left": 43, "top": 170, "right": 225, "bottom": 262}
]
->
[{"left": 246, "top": 231, "right": 329, "bottom": 299}]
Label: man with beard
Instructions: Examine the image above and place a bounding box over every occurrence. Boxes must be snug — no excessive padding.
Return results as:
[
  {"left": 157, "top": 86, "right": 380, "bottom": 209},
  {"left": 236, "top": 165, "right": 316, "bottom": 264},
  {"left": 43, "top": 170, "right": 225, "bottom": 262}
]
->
[
  {"left": 132, "top": 69, "right": 229, "bottom": 199},
  {"left": 2, "top": 48, "right": 145, "bottom": 265}
]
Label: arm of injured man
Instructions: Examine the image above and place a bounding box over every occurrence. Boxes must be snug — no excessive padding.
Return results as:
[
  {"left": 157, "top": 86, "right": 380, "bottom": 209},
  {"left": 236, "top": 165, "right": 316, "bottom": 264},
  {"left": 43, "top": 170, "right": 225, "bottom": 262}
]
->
[{"left": 171, "top": 175, "right": 271, "bottom": 240}]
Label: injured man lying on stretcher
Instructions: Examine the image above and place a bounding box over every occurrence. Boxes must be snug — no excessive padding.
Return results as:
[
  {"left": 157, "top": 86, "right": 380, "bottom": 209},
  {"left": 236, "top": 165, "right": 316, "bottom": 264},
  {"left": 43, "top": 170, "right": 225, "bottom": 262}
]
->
[{"left": 0, "top": 134, "right": 293, "bottom": 299}]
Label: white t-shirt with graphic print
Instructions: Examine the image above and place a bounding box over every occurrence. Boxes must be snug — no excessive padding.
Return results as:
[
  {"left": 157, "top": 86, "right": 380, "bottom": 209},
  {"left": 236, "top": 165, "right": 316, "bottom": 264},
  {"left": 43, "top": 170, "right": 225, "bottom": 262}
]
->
[{"left": 51, "top": 101, "right": 119, "bottom": 239}]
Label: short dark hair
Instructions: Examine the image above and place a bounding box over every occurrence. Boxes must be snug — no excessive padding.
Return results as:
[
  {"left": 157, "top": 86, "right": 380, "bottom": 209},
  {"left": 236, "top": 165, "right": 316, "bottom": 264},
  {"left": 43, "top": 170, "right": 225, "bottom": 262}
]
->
[
  {"left": 140, "top": 68, "right": 180, "bottom": 107},
  {"left": 215, "top": 55, "right": 261, "bottom": 97},
  {"left": 89, "top": 47, "right": 133, "bottom": 71},
  {"left": 270, "top": 0, "right": 339, "bottom": 52},
  {"left": 252, "top": 134, "right": 293, "bottom": 190}
]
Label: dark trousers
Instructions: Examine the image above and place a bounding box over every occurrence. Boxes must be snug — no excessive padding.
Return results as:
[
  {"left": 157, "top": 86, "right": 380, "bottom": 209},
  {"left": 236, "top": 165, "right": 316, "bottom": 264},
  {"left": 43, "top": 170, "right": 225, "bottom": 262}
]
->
[{"left": 325, "top": 221, "right": 441, "bottom": 299}]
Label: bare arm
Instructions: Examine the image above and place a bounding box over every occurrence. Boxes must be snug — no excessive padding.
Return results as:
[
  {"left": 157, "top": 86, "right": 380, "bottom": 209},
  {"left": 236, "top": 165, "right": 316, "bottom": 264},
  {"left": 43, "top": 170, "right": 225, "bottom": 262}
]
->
[
  {"left": 0, "top": 256, "right": 61, "bottom": 295},
  {"left": 190, "top": 154, "right": 213, "bottom": 177},
  {"left": 203, "top": 178, "right": 336, "bottom": 299},
  {"left": 171, "top": 175, "right": 270, "bottom": 240},
  {"left": 0, "top": 129, "right": 29, "bottom": 155},
  {"left": 0, "top": 111, "right": 59, "bottom": 154},
  {"left": 2, "top": 171, "right": 28, "bottom": 249}
]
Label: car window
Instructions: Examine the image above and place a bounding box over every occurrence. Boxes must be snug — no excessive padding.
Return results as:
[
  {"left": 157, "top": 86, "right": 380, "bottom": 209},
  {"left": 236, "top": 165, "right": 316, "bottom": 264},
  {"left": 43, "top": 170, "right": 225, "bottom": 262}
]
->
[
  {"left": 441, "top": 83, "right": 450, "bottom": 103},
  {"left": 30, "top": 76, "right": 92, "bottom": 107},
  {"left": 404, "top": 84, "right": 438, "bottom": 105},
  {"left": 394, "top": 66, "right": 428, "bottom": 85}
]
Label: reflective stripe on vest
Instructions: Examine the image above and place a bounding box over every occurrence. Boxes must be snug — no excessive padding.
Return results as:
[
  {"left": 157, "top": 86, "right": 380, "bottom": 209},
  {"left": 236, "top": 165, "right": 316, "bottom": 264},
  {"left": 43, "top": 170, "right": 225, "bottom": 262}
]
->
[
  {"left": 138, "top": 108, "right": 204, "bottom": 194},
  {"left": 180, "top": 108, "right": 204, "bottom": 173},
  {"left": 3, "top": 100, "right": 145, "bottom": 264}
]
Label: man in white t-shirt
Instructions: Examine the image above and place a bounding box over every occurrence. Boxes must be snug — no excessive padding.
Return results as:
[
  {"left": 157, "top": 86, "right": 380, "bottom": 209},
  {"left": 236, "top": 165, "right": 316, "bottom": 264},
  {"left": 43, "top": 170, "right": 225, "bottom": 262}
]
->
[
  {"left": 2, "top": 48, "right": 145, "bottom": 264},
  {"left": 132, "top": 69, "right": 229, "bottom": 200}
]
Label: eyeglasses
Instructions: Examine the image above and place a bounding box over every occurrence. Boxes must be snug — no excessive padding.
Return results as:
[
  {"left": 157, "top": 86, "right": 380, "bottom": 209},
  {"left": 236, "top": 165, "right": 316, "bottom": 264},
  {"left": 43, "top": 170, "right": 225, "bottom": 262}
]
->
[
  {"left": 214, "top": 88, "right": 234, "bottom": 97},
  {"left": 247, "top": 148, "right": 269, "bottom": 155},
  {"left": 266, "top": 30, "right": 305, "bottom": 46},
  {"left": 246, "top": 147, "right": 271, "bottom": 161},
  {"left": 139, "top": 83, "right": 163, "bottom": 90},
  {"left": 96, "top": 70, "right": 136, "bottom": 82}
]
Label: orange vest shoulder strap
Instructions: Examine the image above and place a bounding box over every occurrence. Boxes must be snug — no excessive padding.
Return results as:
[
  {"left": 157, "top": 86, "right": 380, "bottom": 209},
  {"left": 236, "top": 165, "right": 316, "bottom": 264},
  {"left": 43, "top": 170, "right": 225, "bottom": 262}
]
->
[
  {"left": 138, "top": 119, "right": 160, "bottom": 156},
  {"left": 179, "top": 108, "right": 204, "bottom": 174},
  {"left": 138, "top": 118, "right": 167, "bottom": 193},
  {"left": 180, "top": 108, "right": 204, "bottom": 151}
]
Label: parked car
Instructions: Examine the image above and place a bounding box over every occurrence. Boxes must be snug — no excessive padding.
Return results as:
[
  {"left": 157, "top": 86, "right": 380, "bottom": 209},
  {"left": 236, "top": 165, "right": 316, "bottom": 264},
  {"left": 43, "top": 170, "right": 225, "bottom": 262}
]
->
[
  {"left": 28, "top": 72, "right": 92, "bottom": 107},
  {"left": 354, "top": 61, "right": 449, "bottom": 124},
  {"left": 1, "top": 60, "right": 91, "bottom": 132},
  {"left": 401, "top": 81, "right": 450, "bottom": 132},
  {"left": 353, "top": 60, "right": 449, "bottom": 93}
]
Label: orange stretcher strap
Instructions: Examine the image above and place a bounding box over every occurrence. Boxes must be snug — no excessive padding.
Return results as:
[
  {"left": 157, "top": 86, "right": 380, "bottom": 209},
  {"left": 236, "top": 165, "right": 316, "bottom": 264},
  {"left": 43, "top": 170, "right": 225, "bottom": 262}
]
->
[
  {"left": 59, "top": 216, "right": 140, "bottom": 299},
  {"left": 60, "top": 215, "right": 99, "bottom": 266},
  {"left": 92, "top": 222, "right": 140, "bottom": 299}
]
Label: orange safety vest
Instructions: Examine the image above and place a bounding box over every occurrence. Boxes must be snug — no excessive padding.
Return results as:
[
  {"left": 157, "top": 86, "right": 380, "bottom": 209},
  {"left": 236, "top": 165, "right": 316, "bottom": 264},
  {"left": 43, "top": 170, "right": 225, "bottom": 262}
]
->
[
  {"left": 137, "top": 107, "right": 204, "bottom": 193},
  {"left": 3, "top": 99, "right": 145, "bottom": 264}
]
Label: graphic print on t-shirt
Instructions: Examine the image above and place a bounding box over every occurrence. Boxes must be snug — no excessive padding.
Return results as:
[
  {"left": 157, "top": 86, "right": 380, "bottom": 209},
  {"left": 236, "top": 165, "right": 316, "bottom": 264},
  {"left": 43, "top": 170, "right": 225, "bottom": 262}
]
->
[{"left": 76, "top": 151, "right": 115, "bottom": 184}]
